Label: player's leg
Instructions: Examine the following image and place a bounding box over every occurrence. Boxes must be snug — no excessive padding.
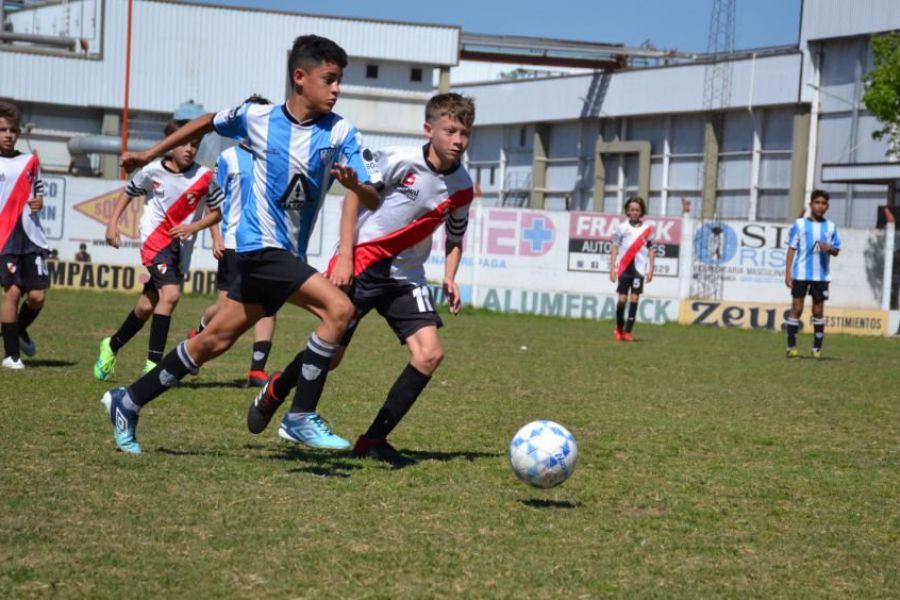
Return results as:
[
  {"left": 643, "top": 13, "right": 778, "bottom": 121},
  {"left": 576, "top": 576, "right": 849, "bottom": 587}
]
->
[
  {"left": 810, "top": 283, "right": 828, "bottom": 357},
  {"left": 785, "top": 282, "right": 806, "bottom": 357},
  {"left": 1, "top": 282, "right": 24, "bottom": 368},
  {"left": 246, "top": 314, "right": 276, "bottom": 387},
  {"left": 275, "top": 274, "right": 355, "bottom": 449},
  {"left": 146, "top": 283, "right": 180, "bottom": 371},
  {"left": 614, "top": 289, "right": 628, "bottom": 340},
  {"left": 101, "top": 296, "right": 262, "bottom": 454},
  {"left": 94, "top": 285, "right": 155, "bottom": 381},
  {"left": 17, "top": 288, "right": 45, "bottom": 357},
  {"left": 623, "top": 286, "right": 642, "bottom": 340},
  {"left": 191, "top": 291, "right": 226, "bottom": 339}
]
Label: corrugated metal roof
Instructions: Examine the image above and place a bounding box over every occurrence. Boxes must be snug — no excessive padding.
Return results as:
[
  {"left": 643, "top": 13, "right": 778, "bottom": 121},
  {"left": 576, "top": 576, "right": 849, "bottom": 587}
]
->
[{"left": 801, "top": 0, "right": 900, "bottom": 43}]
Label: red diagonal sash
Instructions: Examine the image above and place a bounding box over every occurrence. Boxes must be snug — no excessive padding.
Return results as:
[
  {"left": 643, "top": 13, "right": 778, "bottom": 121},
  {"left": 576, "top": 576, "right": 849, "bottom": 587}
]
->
[
  {"left": 140, "top": 171, "right": 213, "bottom": 266},
  {"left": 618, "top": 225, "right": 653, "bottom": 276},
  {"left": 0, "top": 155, "right": 38, "bottom": 252}
]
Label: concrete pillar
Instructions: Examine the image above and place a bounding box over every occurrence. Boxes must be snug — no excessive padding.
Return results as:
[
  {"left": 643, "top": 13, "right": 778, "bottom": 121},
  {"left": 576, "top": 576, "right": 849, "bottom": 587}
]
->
[
  {"left": 701, "top": 116, "right": 720, "bottom": 220},
  {"left": 789, "top": 105, "right": 811, "bottom": 218},
  {"left": 438, "top": 67, "right": 451, "bottom": 94},
  {"left": 100, "top": 112, "right": 120, "bottom": 180},
  {"left": 530, "top": 124, "right": 550, "bottom": 209}
]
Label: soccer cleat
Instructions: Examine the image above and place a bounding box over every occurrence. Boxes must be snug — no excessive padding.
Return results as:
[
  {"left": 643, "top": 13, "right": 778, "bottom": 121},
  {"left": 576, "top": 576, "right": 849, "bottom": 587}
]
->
[
  {"left": 246, "top": 371, "right": 284, "bottom": 434},
  {"left": 2, "top": 356, "right": 25, "bottom": 370},
  {"left": 245, "top": 370, "right": 269, "bottom": 388},
  {"left": 100, "top": 387, "right": 141, "bottom": 454},
  {"left": 352, "top": 436, "right": 417, "bottom": 467},
  {"left": 811, "top": 348, "right": 822, "bottom": 359},
  {"left": 18, "top": 334, "right": 36, "bottom": 357},
  {"left": 94, "top": 337, "right": 117, "bottom": 381},
  {"left": 143, "top": 359, "right": 158, "bottom": 374},
  {"left": 621, "top": 331, "right": 634, "bottom": 342},
  {"left": 613, "top": 328, "right": 624, "bottom": 341},
  {"left": 278, "top": 412, "right": 350, "bottom": 449},
  {"left": 786, "top": 347, "right": 799, "bottom": 359}
]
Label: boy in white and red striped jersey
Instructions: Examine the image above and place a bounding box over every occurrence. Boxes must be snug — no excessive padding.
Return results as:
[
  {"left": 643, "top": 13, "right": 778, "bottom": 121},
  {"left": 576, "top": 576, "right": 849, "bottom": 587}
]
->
[
  {"left": 93, "top": 119, "right": 223, "bottom": 380},
  {"left": 0, "top": 101, "right": 48, "bottom": 369},
  {"left": 609, "top": 196, "right": 656, "bottom": 342}
]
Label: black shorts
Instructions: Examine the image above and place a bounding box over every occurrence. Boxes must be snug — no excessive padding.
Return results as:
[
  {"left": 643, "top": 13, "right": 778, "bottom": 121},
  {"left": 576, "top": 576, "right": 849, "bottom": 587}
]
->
[
  {"left": 341, "top": 279, "right": 443, "bottom": 348},
  {"left": 227, "top": 248, "right": 317, "bottom": 316},
  {"left": 144, "top": 260, "right": 183, "bottom": 291},
  {"left": 216, "top": 249, "right": 238, "bottom": 291},
  {"left": 0, "top": 252, "right": 49, "bottom": 291},
  {"left": 616, "top": 276, "right": 645, "bottom": 295},
  {"left": 791, "top": 280, "right": 830, "bottom": 303}
]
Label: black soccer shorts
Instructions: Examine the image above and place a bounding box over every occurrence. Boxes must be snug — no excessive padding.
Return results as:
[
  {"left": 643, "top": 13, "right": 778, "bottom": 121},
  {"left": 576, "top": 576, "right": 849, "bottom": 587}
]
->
[
  {"left": 340, "top": 279, "right": 443, "bottom": 348},
  {"left": 227, "top": 248, "right": 318, "bottom": 316},
  {"left": 0, "top": 252, "right": 50, "bottom": 291},
  {"left": 791, "top": 280, "right": 830, "bottom": 303}
]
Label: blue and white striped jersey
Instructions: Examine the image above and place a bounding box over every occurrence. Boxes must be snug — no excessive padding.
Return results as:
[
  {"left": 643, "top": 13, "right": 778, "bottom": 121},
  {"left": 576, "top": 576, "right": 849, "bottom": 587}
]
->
[
  {"left": 786, "top": 217, "right": 842, "bottom": 282},
  {"left": 212, "top": 102, "right": 381, "bottom": 259},
  {"left": 215, "top": 145, "right": 254, "bottom": 251}
]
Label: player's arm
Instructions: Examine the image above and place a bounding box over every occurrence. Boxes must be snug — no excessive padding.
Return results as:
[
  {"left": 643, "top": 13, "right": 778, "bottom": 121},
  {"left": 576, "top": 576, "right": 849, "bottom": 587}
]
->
[
  {"left": 330, "top": 189, "right": 361, "bottom": 291},
  {"left": 105, "top": 190, "right": 136, "bottom": 249},
  {"left": 170, "top": 207, "right": 222, "bottom": 240},
  {"left": 443, "top": 239, "right": 463, "bottom": 315},
  {"left": 646, "top": 245, "right": 656, "bottom": 283},
  {"left": 28, "top": 163, "right": 44, "bottom": 212},
  {"left": 784, "top": 247, "right": 796, "bottom": 288},
  {"left": 209, "top": 222, "right": 225, "bottom": 260},
  {"left": 608, "top": 244, "right": 619, "bottom": 283},
  {"left": 121, "top": 113, "right": 215, "bottom": 173}
]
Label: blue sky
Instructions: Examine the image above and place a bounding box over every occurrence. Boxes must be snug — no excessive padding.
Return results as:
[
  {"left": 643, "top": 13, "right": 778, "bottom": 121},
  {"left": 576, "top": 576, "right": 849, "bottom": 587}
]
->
[{"left": 192, "top": 0, "right": 802, "bottom": 53}]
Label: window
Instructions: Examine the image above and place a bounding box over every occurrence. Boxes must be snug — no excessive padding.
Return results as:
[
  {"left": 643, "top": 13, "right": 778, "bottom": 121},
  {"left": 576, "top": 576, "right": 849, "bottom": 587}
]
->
[
  {"left": 366, "top": 64, "right": 379, "bottom": 79},
  {"left": 519, "top": 126, "right": 527, "bottom": 147},
  {"left": 410, "top": 67, "right": 423, "bottom": 82}
]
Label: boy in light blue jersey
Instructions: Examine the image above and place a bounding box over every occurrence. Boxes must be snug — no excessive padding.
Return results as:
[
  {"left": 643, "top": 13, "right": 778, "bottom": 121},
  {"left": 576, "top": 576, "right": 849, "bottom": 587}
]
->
[
  {"left": 784, "top": 189, "right": 842, "bottom": 358},
  {"left": 101, "top": 35, "right": 381, "bottom": 454}
]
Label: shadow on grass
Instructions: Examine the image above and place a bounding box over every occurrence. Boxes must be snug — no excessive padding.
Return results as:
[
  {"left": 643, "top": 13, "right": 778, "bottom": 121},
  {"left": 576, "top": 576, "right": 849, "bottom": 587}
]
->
[
  {"left": 270, "top": 445, "right": 364, "bottom": 478},
  {"left": 26, "top": 359, "right": 77, "bottom": 368},
  {"left": 406, "top": 449, "right": 502, "bottom": 462},
  {"left": 519, "top": 498, "right": 581, "bottom": 509}
]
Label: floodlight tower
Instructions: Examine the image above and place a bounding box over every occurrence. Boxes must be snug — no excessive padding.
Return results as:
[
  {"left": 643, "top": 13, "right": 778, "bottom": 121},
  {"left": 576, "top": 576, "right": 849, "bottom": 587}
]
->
[{"left": 691, "top": 0, "right": 735, "bottom": 300}]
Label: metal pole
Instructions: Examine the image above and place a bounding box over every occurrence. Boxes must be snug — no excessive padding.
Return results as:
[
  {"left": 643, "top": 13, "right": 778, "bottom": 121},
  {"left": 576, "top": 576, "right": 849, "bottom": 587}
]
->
[
  {"left": 882, "top": 207, "right": 896, "bottom": 312},
  {"left": 120, "top": 0, "right": 134, "bottom": 179}
]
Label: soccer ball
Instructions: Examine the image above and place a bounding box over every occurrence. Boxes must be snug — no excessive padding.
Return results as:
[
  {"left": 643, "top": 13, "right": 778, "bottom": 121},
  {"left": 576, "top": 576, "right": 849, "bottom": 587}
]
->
[{"left": 508, "top": 420, "right": 578, "bottom": 489}]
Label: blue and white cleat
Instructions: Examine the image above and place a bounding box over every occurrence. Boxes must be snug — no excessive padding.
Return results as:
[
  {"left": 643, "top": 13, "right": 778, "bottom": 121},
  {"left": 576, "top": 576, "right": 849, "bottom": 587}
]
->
[
  {"left": 101, "top": 387, "right": 141, "bottom": 454},
  {"left": 278, "top": 412, "right": 350, "bottom": 449},
  {"left": 18, "top": 334, "right": 36, "bottom": 357}
]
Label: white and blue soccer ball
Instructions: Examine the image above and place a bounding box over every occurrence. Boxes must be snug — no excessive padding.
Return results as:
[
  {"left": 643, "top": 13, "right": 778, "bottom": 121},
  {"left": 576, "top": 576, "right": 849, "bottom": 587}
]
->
[{"left": 508, "top": 420, "right": 578, "bottom": 489}]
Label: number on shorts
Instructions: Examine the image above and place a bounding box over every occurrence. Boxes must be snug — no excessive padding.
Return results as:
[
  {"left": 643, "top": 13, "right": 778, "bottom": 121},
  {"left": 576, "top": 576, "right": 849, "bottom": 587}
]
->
[
  {"left": 34, "top": 255, "right": 48, "bottom": 276},
  {"left": 412, "top": 285, "right": 434, "bottom": 313}
]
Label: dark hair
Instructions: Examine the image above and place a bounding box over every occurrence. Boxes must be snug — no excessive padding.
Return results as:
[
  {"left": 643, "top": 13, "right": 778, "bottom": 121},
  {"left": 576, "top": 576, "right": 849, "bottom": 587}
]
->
[
  {"left": 425, "top": 93, "right": 475, "bottom": 128},
  {"left": 164, "top": 118, "right": 190, "bottom": 137},
  {"left": 624, "top": 196, "right": 646, "bottom": 216},
  {"left": 0, "top": 101, "right": 21, "bottom": 130},
  {"left": 288, "top": 35, "right": 347, "bottom": 78},
  {"left": 242, "top": 94, "right": 272, "bottom": 105},
  {"left": 810, "top": 189, "right": 830, "bottom": 203}
]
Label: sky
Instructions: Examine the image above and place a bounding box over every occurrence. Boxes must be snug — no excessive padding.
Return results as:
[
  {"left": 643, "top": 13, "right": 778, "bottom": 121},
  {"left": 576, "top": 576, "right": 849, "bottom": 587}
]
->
[{"left": 191, "top": 0, "right": 803, "bottom": 53}]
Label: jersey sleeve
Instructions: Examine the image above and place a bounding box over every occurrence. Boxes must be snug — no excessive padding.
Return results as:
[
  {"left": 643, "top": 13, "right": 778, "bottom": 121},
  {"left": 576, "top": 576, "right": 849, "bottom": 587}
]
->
[
  {"left": 445, "top": 204, "right": 470, "bottom": 244},
  {"left": 125, "top": 165, "right": 154, "bottom": 197},
  {"left": 338, "top": 129, "right": 383, "bottom": 188},
  {"left": 786, "top": 222, "right": 800, "bottom": 249},
  {"left": 212, "top": 102, "right": 251, "bottom": 141},
  {"left": 611, "top": 223, "right": 624, "bottom": 248},
  {"left": 205, "top": 176, "right": 225, "bottom": 211},
  {"left": 831, "top": 226, "right": 842, "bottom": 249},
  {"left": 371, "top": 147, "right": 408, "bottom": 191}
]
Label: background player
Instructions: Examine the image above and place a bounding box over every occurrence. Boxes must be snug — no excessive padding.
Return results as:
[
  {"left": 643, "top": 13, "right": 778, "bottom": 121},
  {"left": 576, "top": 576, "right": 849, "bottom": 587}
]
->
[
  {"left": 246, "top": 93, "right": 475, "bottom": 467},
  {"left": 94, "top": 119, "right": 222, "bottom": 380},
  {"left": 784, "top": 189, "right": 841, "bottom": 358},
  {"left": 101, "top": 35, "right": 380, "bottom": 455},
  {"left": 608, "top": 196, "right": 655, "bottom": 341},
  {"left": 0, "top": 101, "right": 48, "bottom": 369}
]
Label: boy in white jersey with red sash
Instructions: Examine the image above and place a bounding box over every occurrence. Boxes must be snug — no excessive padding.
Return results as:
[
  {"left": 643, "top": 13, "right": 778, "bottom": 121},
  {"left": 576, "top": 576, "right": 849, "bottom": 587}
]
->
[
  {"left": 93, "top": 119, "right": 223, "bottom": 380},
  {"left": 0, "top": 102, "right": 48, "bottom": 369},
  {"left": 246, "top": 93, "right": 475, "bottom": 467},
  {"left": 609, "top": 196, "right": 655, "bottom": 342},
  {"left": 784, "top": 189, "right": 841, "bottom": 359}
]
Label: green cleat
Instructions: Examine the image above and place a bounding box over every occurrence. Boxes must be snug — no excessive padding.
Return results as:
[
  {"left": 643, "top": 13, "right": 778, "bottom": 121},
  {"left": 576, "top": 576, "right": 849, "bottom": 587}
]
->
[
  {"left": 143, "top": 359, "right": 158, "bottom": 374},
  {"left": 94, "top": 337, "right": 118, "bottom": 381},
  {"left": 786, "top": 347, "right": 799, "bottom": 359},
  {"left": 811, "top": 348, "right": 822, "bottom": 359}
]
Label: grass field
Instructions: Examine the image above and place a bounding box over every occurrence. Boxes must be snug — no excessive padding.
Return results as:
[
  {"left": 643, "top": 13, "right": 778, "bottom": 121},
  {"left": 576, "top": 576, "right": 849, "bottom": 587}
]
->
[{"left": 1, "top": 288, "right": 898, "bottom": 598}]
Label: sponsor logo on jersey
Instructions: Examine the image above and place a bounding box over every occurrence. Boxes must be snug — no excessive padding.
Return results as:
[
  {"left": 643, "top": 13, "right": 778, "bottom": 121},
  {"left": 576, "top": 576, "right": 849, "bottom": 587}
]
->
[
  {"left": 152, "top": 180, "right": 162, "bottom": 190},
  {"left": 318, "top": 147, "right": 337, "bottom": 163},
  {"left": 0, "top": 173, "right": 6, "bottom": 182},
  {"left": 187, "top": 193, "right": 198, "bottom": 205},
  {"left": 397, "top": 170, "right": 420, "bottom": 201}
]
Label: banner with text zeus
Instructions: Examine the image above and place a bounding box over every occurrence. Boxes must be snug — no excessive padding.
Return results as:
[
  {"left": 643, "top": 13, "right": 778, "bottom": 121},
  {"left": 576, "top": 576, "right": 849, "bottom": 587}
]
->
[{"left": 690, "top": 220, "right": 881, "bottom": 308}]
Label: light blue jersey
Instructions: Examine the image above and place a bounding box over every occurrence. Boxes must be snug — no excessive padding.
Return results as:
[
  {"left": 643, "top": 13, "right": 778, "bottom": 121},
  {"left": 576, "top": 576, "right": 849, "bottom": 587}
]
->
[
  {"left": 215, "top": 145, "right": 254, "bottom": 250},
  {"left": 786, "top": 217, "right": 842, "bottom": 282},
  {"left": 212, "top": 102, "right": 380, "bottom": 259}
]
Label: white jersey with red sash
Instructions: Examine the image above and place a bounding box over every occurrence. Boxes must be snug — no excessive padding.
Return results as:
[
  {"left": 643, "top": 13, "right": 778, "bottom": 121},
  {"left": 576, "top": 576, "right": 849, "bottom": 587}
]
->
[
  {"left": 612, "top": 220, "right": 654, "bottom": 277},
  {"left": 328, "top": 145, "right": 473, "bottom": 292},
  {"left": 126, "top": 158, "right": 222, "bottom": 268},
  {"left": 0, "top": 152, "right": 46, "bottom": 255}
]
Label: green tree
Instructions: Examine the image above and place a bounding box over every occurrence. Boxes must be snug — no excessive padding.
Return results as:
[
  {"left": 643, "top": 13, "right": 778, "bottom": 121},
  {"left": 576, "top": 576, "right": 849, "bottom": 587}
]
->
[{"left": 863, "top": 32, "right": 900, "bottom": 158}]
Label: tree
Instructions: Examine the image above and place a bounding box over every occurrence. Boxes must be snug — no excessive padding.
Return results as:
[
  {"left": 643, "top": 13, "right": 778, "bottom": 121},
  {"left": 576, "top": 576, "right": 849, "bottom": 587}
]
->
[{"left": 863, "top": 32, "right": 900, "bottom": 159}]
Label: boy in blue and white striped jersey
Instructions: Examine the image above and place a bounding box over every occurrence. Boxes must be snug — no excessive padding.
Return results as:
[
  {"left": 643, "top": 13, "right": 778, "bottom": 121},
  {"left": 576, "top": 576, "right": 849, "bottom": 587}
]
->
[{"left": 784, "top": 190, "right": 842, "bottom": 358}]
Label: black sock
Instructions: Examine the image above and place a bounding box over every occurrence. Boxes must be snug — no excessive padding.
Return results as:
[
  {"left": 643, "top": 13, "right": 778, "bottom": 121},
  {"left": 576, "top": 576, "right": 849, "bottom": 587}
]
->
[
  {"left": 615, "top": 302, "right": 625, "bottom": 330},
  {"left": 18, "top": 303, "right": 41, "bottom": 342},
  {"left": 2, "top": 322, "right": 19, "bottom": 359},
  {"left": 364, "top": 364, "right": 431, "bottom": 440},
  {"left": 250, "top": 341, "right": 272, "bottom": 372},
  {"left": 289, "top": 334, "right": 338, "bottom": 414},
  {"left": 129, "top": 341, "right": 199, "bottom": 406},
  {"left": 813, "top": 317, "right": 825, "bottom": 350},
  {"left": 147, "top": 314, "right": 171, "bottom": 363},
  {"left": 274, "top": 351, "right": 304, "bottom": 399},
  {"left": 110, "top": 310, "right": 146, "bottom": 353},
  {"left": 786, "top": 317, "right": 800, "bottom": 348},
  {"left": 625, "top": 302, "right": 638, "bottom": 333}
]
